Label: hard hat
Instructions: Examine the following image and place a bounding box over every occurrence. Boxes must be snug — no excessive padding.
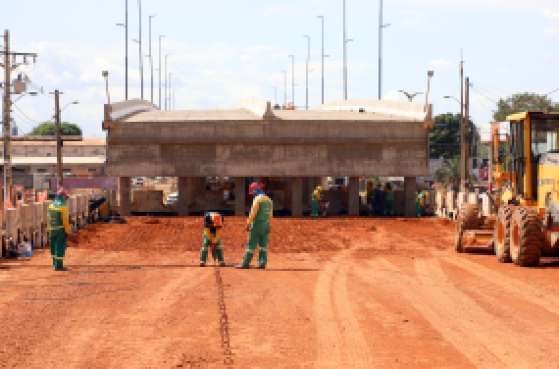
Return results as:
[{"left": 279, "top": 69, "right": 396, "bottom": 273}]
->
[{"left": 248, "top": 182, "right": 263, "bottom": 196}]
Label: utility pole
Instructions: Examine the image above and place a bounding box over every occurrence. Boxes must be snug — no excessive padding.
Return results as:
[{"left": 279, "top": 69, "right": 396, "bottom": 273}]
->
[
  {"left": 304, "top": 35, "right": 310, "bottom": 111},
  {"left": 138, "top": 0, "right": 144, "bottom": 100},
  {"left": 53, "top": 90, "right": 63, "bottom": 187},
  {"left": 148, "top": 15, "right": 156, "bottom": 104},
  {"left": 289, "top": 54, "right": 295, "bottom": 108},
  {"left": 1, "top": 30, "right": 37, "bottom": 208},
  {"left": 158, "top": 35, "right": 164, "bottom": 109},
  {"left": 318, "top": 15, "right": 325, "bottom": 104},
  {"left": 167, "top": 72, "right": 172, "bottom": 111},
  {"left": 459, "top": 55, "right": 467, "bottom": 193},
  {"left": 464, "top": 76, "right": 471, "bottom": 192}
]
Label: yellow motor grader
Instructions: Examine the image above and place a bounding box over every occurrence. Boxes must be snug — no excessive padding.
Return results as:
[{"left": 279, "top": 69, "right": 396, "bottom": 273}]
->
[{"left": 455, "top": 111, "right": 559, "bottom": 267}]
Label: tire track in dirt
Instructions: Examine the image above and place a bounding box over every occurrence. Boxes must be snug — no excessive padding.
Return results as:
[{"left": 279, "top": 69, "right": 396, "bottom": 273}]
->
[
  {"left": 442, "top": 256, "right": 559, "bottom": 316},
  {"left": 353, "top": 258, "right": 507, "bottom": 369},
  {"left": 313, "top": 250, "right": 374, "bottom": 369},
  {"left": 414, "top": 258, "right": 551, "bottom": 369}
]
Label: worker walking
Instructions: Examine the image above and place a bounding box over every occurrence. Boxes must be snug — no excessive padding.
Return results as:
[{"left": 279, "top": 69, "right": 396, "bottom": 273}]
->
[
  {"left": 311, "top": 185, "right": 323, "bottom": 218},
  {"left": 48, "top": 189, "right": 71, "bottom": 271},
  {"left": 200, "top": 212, "right": 226, "bottom": 267},
  {"left": 237, "top": 182, "right": 273, "bottom": 269}
]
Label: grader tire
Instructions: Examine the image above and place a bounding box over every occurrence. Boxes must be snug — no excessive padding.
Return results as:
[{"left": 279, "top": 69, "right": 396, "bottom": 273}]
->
[
  {"left": 494, "top": 206, "right": 513, "bottom": 263},
  {"left": 455, "top": 204, "right": 479, "bottom": 253},
  {"left": 510, "top": 207, "right": 543, "bottom": 267},
  {"left": 459, "top": 204, "right": 481, "bottom": 230}
]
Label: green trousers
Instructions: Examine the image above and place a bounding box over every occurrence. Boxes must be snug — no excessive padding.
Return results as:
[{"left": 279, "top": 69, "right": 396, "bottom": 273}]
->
[
  {"left": 50, "top": 229, "right": 67, "bottom": 271},
  {"left": 311, "top": 199, "right": 320, "bottom": 217},
  {"left": 200, "top": 236, "right": 225, "bottom": 265},
  {"left": 240, "top": 222, "right": 270, "bottom": 268}
]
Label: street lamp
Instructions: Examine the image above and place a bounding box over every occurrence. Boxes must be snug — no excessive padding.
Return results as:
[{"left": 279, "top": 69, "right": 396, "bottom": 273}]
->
[
  {"left": 444, "top": 95, "right": 461, "bottom": 105},
  {"left": 158, "top": 35, "right": 165, "bottom": 109},
  {"left": 148, "top": 14, "right": 156, "bottom": 104},
  {"left": 317, "top": 15, "right": 326, "bottom": 105},
  {"left": 116, "top": 0, "right": 128, "bottom": 100},
  {"left": 137, "top": 0, "right": 144, "bottom": 100},
  {"left": 282, "top": 70, "right": 288, "bottom": 108},
  {"left": 288, "top": 54, "right": 295, "bottom": 108},
  {"left": 425, "top": 70, "right": 434, "bottom": 108},
  {"left": 378, "top": 0, "right": 391, "bottom": 100},
  {"left": 303, "top": 35, "right": 311, "bottom": 111},
  {"left": 398, "top": 90, "right": 423, "bottom": 102}
]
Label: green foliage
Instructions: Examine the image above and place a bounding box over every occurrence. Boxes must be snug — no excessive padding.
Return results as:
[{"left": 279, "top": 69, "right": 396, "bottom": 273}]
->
[
  {"left": 493, "top": 93, "right": 559, "bottom": 122},
  {"left": 429, "top": 113, "right": 460, "bottom": 159},
  {"left": 435, "top": 156, "right": 460, "bottom": 190},
  {"left": 30, "top": 122, "right": 82, "bottom": 136}
]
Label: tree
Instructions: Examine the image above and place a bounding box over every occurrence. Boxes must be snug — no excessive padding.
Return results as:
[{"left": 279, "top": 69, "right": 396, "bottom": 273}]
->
[
  {"left": 430, "top": 113, "right": 480, "bottom": 159},
  {"left": 30, "top": 122, "right": 82, "bottom": 136},
  {"left": 435, "top": 156, "right": 460, "bottom": 190},
  {"left": 493, "top": 93, "right": 559, "bottom": 122}
]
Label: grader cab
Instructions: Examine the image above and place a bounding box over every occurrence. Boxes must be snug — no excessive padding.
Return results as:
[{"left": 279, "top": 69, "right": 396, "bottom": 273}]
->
[{"left": 456, "top": 111, "right": 559, "bottom": 267}]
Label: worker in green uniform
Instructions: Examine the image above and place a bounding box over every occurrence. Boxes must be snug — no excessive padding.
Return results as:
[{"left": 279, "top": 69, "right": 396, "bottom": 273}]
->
[
  {"left": 311, "top": 186, "right": 323, "bottom": 218},
  {"left": 48, "top": 189, "right": 71, "bottom": 271},
  {"left": 200, "top": 212, "right": 226, "bottom": 267},
  {"left": 237, "top": 182, "right": 273, "bottom": 269}
]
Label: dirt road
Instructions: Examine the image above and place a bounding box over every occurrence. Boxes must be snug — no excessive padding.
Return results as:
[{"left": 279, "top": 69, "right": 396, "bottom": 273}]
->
[{"left": 1, "top": 217, "right": 559, "bottom": 368}]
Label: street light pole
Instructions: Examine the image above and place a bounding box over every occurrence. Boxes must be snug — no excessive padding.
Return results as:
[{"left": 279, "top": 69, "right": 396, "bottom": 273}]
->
[
  {"left": 304, "top": 35, "right": 310, "bottom": 111},
  {"left": 343, "top": 0, "right": 347, "bottom": 100},
  {"left": 158, "top": 35, "right": 165, "bottom": 109},
  {"left": 148, "top": 15, "right": 156, "bottom": 104},
  {"left": 125, "top": 0, "right": 129, "bottom": 100},
  {"left": 378, "top": 0, "right": 390, "bottom": 100},
  {"left": 282, "top": 70, "right": 288, "bottom": 108},
  {"left": 289, "top": 54, "right": 295, "bottom": 108},
  {"left": 165, "top": 53, "right": 171, "bottom": 111},
  {"left": 318, "top": 15, "right": 325, "bottom": 105},
  {"left": 137, "top": 0, "right": 144, "bottom": 100},
  {"left": 53, "top": 90, "right": 63, "bottom": 187}
]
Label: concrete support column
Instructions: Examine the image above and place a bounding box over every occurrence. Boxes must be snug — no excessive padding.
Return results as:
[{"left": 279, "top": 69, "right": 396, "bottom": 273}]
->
[
  {"left": 291, "top": 177, "right": 303, "bottom": 217},
  {"left": 178, "top": 177, "right": 191, "bottom": 216},
  {"left": 404, "top": 176, "right": 417, "bottom": 217},
  {"left": 234, "top": 178, "right": 246, "bottom": 216},
  {"left": 348, "top": 177, "right": 360, "bottom": 216},
  {"left": 119, "top": 177, "right": 131, "bottom": 216}
]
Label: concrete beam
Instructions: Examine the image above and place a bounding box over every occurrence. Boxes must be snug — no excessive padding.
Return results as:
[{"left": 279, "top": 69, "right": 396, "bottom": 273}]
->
[
  {"left": 404, "top": 177, "right": 417, "bottom": 217},
  {"left": 234, "top": 178, "right": 246, "bottom": 216},
  {"left": 348, "top": 177, "right": 360, "bottom": 216},
  {"left": 291, "top": 178, "right": 303, "bottom": 217},
  {"left": 119, "top": 177, "right": 131, "bottom": 216}
]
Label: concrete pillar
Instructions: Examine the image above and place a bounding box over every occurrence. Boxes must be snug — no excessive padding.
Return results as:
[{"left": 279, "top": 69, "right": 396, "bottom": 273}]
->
[
  {"left": 404, "top": 177, "right": 417, "bottom": 217},
  {"left": 119, "top": 177, "right": 131, "bottom": 216},
  {"left": 291, "top": 177, "right": 304, "bottom": 217},
  {"left": 348, "top": 177, "right": 360, "bottom": 216},
  {"left": 234, "top": 177, "right": 246, "bottom": 216},
  {"left": 178, "top": 177, "right": 192, "bottom": 216}
]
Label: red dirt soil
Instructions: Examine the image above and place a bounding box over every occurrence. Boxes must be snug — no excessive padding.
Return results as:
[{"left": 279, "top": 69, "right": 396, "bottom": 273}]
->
[{"left": 2, "top": 216, "right": 559, "bottom": 369}]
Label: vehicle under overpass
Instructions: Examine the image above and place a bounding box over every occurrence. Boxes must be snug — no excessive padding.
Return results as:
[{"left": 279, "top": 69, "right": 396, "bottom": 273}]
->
[{"left": 102, "top": 99, "right": 433, "bottom": 217}]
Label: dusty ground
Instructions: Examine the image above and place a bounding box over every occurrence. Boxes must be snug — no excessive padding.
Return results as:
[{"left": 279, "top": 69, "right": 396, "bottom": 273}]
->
[{"left": 1, "top": 217, "right": 559, "bottom": 368}]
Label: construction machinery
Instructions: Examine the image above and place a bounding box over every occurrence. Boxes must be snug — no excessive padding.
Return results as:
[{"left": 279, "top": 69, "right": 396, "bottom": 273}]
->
[
  {"left": 456, "top": 111, "right": 559, "bottom": 267},
  {"left": 454, "top": 121, "right": 508, "bottom": 253}
]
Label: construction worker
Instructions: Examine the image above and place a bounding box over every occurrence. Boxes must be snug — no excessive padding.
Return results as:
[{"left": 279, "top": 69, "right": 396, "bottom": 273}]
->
[
  {"left": 200, "top": 212, "right": 226, "bottom": 267},
  {"left": 311, "top": 185, "right": 323, "bottom": 217},
  {"left": 48, "top": 188, "right": 71, "bottom": 271},
  {"left": 237, "top": 182, "right": 273, "bottom": 269}
]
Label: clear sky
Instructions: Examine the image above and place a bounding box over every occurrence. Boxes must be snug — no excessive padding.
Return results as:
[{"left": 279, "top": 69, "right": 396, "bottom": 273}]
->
[{"left": 3, "top": 0, "right": 559, "bottom": 138}]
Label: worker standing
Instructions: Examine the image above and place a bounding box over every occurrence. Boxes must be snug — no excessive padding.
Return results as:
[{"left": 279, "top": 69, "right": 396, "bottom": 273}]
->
[
  {"left": 48, "top": 189, "right": 71, "bottom": 271},
  {"left": 311, "top": 186, "right": 323, "bottom": 218},
  {"left": 200, "top": 212, "right": 226, "bottom": 267},
  {"left": 237, "top": 182, "right": 273, "bottom": 269}
]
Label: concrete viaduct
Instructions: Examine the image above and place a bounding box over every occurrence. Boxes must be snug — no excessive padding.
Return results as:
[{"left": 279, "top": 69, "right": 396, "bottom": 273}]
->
[{"left": 102, "top": 99, "right": 432, "bottom": 217}]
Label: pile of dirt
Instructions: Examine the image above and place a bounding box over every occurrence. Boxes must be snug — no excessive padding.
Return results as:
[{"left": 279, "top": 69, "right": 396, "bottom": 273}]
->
[{"left": 70, "top": 216, "right": 455, "bottom": 254}]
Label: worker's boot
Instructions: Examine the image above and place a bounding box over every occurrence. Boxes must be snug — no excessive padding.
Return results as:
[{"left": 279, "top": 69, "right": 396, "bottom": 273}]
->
[
  {"left": 236, "top": 250, "right": 253, "bottom": 269},
  {"left": 257, "top": 248, "right": 267, "bottom": 269},
  {"left": 215, "top": 248, "right": 226, "bottom": 267},
  {"left": 199, "top": 249, "right": 208, "bottom": 267}
]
